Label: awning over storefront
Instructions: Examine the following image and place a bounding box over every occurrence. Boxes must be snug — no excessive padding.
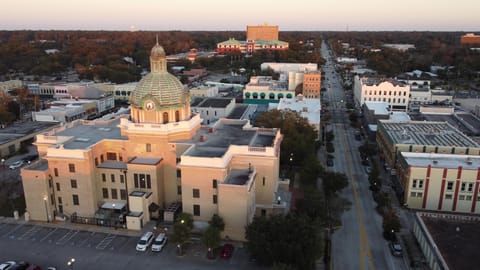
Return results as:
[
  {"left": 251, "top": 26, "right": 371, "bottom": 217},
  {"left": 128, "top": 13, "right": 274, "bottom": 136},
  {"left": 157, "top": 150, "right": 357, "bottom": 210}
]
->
[{"left": 101, "top": 202, "right": 126, "bottom": 210}]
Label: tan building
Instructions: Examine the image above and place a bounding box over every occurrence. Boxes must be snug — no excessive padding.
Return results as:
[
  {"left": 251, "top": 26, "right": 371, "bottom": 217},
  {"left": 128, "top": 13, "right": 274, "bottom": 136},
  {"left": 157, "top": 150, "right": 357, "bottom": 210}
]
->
[
  {"left": 377, "top": 120, "right": 480, "bottom": 176},
  {"left": 20, "top": 42, "right": 287, "bottom": 241},
  {"left": 302, "top": 72, "right": 321, "bottom": 98},
  {"left": 460, "top": 33, "right": 480, "bottom": 45},
  {"left": 398, "top": 152, "right": 480, "bottom": 214},
  {"left": 246, "top": 24, "right": 279, "bottom": 41}
]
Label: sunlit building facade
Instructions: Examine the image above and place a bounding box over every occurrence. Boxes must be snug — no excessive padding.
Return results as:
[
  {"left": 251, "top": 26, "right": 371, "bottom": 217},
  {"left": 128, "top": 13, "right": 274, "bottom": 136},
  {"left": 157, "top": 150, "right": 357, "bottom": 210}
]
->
[{"left": 20, "top": 42, "right": 288, "bottom": 241}]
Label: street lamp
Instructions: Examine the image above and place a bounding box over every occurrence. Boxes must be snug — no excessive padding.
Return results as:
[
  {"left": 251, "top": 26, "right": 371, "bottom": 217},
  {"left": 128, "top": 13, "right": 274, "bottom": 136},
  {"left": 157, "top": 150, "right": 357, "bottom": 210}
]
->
[
  {"left": 43, "top": 195, "right": 49, "bottom": 223},
  {"left": 67, "top": 258, "right": 75, "bottom": 269},
  {"left": 1, "top": 158, "right": 4, "bottom": 168}
]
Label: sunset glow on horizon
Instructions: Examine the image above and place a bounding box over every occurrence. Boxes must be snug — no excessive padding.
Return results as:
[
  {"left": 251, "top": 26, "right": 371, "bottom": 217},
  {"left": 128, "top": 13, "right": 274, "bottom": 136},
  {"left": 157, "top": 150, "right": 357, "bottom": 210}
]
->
[{"left": 2, "top": 0, "right": 479, "bottom": 31}]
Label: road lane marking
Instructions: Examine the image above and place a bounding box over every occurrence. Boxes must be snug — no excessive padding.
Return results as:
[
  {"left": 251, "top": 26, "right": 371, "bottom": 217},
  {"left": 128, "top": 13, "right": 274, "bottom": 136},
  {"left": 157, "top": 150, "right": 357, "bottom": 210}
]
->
[
  {"left": 338, "top": 118, "right": 375, "bottom": 270},
  {"left": 40, "top": 227, "right": 57, "bottom": 242}
]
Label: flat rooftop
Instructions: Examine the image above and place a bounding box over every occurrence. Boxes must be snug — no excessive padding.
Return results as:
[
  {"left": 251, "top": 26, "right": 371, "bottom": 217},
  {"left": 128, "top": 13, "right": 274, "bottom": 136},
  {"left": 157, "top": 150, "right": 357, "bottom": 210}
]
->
[
  {"left": 227, "top": 104, "right": 249, "bottom": 119},
  {"left": 421, "top": 113, "right": 480, "bottom": 136},
  {"left": 364, "top": 101, "right": 389, "bottom": 115},
  {"left": 224, "top": 169, "right": 251, "bottom": 185},
  {"left": 401, "top": 152, "right": 480, "bottom": 170},
  {"left": 182, "top": 119, "right": 277, "bottom": 158},
  {"left": 195, "top": 98, "right": 233, "bottom": 108},
  {"left": 129, "top": 157, "right": 162, "bottom": 165},
  {"left": 0, "top": 120, "right": 58, "bottom": 145},
  {"left": 420, "top": 214, "right": 480, "bottom": 270},
  {"left": 378, "top": 120, "right": 479, "bottom": 147},
  {"left": 53, "top": 118, "right": 125, "bottom": 149}
]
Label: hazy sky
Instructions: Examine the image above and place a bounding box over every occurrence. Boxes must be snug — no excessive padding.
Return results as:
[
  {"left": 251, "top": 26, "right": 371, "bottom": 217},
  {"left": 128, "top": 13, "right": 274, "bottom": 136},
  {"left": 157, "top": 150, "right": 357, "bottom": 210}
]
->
[{"left": 2, "top": 0, "right": 479, "bottom": 31}]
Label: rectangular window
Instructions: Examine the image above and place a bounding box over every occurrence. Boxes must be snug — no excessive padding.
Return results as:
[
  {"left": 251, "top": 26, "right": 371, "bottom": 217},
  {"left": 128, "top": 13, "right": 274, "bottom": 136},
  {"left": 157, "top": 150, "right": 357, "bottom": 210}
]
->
[
  {"left": 54, "top": 168, "right": 59, "bottom": 177},
  {"left": 70, "top": 179, "right": 77, "bottom": 189},
  {"left": 177, "top": 186, "right": 182, "bottom": 195},
  {"left": 261, "top": 209, "right": 266, "bottom": 217},
  {"left": 100, "top": 154, "right": 104, "bottom": 162},
  {"left": 146, "top": 175, "right": 151, "bottom": 189},
  {"left": 445, "top": 194, "right": 452, "bottom": 200},
  {"left": 177, "top": 169, "right": 181, "bottom": 177},
  {"left": 50, "top": 194, "right": 54, "bottom": 205},
  {"left": 468, "top": 183, "right": 474, "bottom": 192},
  {"left": 412, "top": 179, "right": 417, "bottom": 188},
  {"left": 213, "top": 195, "right": 218, "bottom": 204},
  {"left": 193, "top": 204, "right": 200, "bottom": 216},
  {"left": 58, "top": 197, "right": 62, "bottom": 204},
  {"left": 120, "top": 174, "right": 125, "bottom": 184},
  {"left": 49, "top": 179, "right": 53, "bottom": 188},
  {"left": 95, "top": 158, "right": 98, "bottom": 166},
  {"left": 111, "top": 174, "right": 115, "bottom": 183},
  {"left": 68, "top": 163, "right": 75, "bottom": 173},
  {"left": 56, "top": 182, "right": 60, "bottom": 191},
  {"left": 106, "top": 152, "right": 117, "bottom": 161},
  {"left": 466, "top": 195, "right": 473, "bottom": 201},
  {"left": 102, "top": 188, "right": 109, "bottom": 199},
  {"left": 213, "top": 179, "right": 218, "bottom": 188},
  {"left": 111, "top": 189, "right": 118, "bottom": 199},
  {"left": 461, "top": 182, "right": 466, "bottom": 192},
  {"left": 263, "top": 177, "right": 265, "bottom": 186},
  {"left": 72, "top": 194, "right": 79, "bottom": 205},
  {"left": 410, "top": 192, "right": 416, "bottom": 197},
  {"left": 418, "top": 180, "right": 424, "bottom": 189},
  {"left": 134, "top": 173, "right": 139, "bottom": 188},
  {"left": 102, "top": 173, "right": 106, "bottom": 182},
  {"left": 140, "top": 175, "right": 146, "bottom": 189},
  {"left": 447, "top": 181, "right": 454, "bottom": 191},
  {"left": 120, "top": 189, "right": 127, "bottom": 200},
  {"left": 193, "top": 188, "right": 200, "bottom": 198},
  {"left": 146, "top": 143, "right": 151, "bottom": 152},
  {"left": 459, "top": 195, "right": 465, "bottom": 200}
]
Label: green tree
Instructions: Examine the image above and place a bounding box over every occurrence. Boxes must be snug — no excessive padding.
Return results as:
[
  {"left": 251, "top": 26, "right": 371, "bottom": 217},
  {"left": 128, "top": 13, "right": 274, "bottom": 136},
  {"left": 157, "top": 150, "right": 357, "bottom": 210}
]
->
[
  {"left": 322, "top": 171, "right": 348, "bottom": 196},
  {"left": 202, "top": 226, "right": 221, "bottom": 259},
  {"left": 254, "top": 110, "right": 317, "bottom": 167},
  {"left": 383, "top": 208, "right": 401, "bottom": 241},
  {"left": 208, "top": 214, "right": 225, "bottom": 231},
  {"left": 245, "top": 214, "right": 323, "bottom": 270},
  {"left": 172, "top": 212, "right": 193, "bottom": 255}
]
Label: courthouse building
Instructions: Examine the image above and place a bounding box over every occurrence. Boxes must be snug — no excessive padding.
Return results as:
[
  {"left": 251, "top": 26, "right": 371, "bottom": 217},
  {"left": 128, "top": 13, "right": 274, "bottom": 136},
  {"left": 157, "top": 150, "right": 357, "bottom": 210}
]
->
[{"left": 21, "top": 42, "right": 288, "bottom": 241}]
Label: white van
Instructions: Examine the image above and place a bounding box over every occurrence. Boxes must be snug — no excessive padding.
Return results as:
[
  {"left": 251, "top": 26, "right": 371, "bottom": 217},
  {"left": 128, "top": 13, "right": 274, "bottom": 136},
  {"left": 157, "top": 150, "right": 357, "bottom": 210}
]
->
[
  {"left": 136, "top": 231, "right": 154, "bottom": 251},
  {"left": 151, "top": 233, "right": 168, "bottom": 252}
]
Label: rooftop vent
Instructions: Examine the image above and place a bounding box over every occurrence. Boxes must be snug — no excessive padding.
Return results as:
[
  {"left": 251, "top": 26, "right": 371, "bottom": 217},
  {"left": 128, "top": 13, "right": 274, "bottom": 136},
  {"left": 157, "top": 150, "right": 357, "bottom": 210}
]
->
[
  {"left": 75, "top": 137, "right": 90, "bottom": 142},
  {"left": 466, "top": 157, "right": 472, "bottom": 165},
  {"left": 432, "top": 160, "right": 438, "bottom": 164}
]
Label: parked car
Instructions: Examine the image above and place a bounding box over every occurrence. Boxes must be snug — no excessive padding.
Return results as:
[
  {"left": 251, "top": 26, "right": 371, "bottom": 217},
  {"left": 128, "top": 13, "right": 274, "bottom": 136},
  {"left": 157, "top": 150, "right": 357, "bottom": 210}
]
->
[
  {"left": 221, "top": 243, "right": 234, "bottom": 259},
  {"left": 9, "top": 160, "right": 24, "bottom": 170},
  {"left": 0, "top": 261, "right": 16, "bottom": 270},
  {"left": 365, "top": 166, "right": 372, "bottom": 174},
  {"left": 327, "top": 159, "right": 334, "bottom": 167},
  {"left": 8, "top": 261, "right": 29, "bottom": 270},
  {"left": 389, "top": 241, "right": 403, "bottom": 256},
  {"left": 136, "top": 231, "right": 154, "bottom": 251},
  {"left": 23, "top": 154, "right": 39, "bottom": 163},
  {"left": 151, "top": 233, "right": 167, "bottom": 252}
]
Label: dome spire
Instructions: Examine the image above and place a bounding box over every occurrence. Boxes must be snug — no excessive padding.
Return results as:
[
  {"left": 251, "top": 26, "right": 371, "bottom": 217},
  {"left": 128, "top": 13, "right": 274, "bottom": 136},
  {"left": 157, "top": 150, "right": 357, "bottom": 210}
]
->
[{"left": 150, "top": 39, "right": 167, "bottom": 73}]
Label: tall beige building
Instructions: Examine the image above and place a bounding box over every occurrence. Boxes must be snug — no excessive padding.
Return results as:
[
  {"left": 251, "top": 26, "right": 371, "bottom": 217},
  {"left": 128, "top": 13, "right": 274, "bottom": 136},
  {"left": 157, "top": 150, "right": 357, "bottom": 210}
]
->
[
  {"left": 246, "top": 24, "right": 279, "bottom": 41},
  {"left": 21, "top": 42, "right": 288, "bottom": 241}
]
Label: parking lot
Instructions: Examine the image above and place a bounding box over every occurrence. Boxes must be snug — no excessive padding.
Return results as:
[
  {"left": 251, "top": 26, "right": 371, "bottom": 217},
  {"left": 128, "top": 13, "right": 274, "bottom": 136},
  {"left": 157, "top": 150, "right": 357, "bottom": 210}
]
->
[
  {"left": 0, "top": 222, "right": 135, "bottom": 252},
  {"left": 0, "top": 220, "right": 259, "bottom": 270}
]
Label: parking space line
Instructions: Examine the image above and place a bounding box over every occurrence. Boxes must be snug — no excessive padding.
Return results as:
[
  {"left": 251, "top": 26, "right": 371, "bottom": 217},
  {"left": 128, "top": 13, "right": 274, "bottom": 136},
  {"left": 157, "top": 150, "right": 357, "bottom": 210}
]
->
[
  {"left": 56, "top": 230, "right": 79, "bottom": 245},
  {"left": 18, "top": 225, "right": 41, "bottom": 240},
  {"left": 40, "top": 228, "right": 58, "bottom": 242},
  {"left": 79, "top": 232, "right": 96, "bottom": 247},
  {"left": 2, "top": 224, "right": 24, "bottom": 238},
  {"left": 96, "top": 234, "right": 115, "bottom": 250}
]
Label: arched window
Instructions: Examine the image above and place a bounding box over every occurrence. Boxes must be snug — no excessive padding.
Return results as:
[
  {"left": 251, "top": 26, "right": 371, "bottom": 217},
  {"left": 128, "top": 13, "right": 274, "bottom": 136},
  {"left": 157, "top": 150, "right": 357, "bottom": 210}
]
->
[
  {"left": 269, "top": 93, "right": 275, "bottom": 99},
  {"left": 286, "top": 93, "right": 293, "bottom": 98},
  {"left": 252, "top": 92, "right": 258, "bottom": 99},
  {"left": 163, "top": 112, "right": 169, "bottom": 124},
  {"left": 245, "top": 92, "right": 251, "bottom": 98},
  {"left": 175, "top": 111, "right": 180, "bottom": 122},
  {"left": 278, "top": 93, "right": 284, "bottom": 99},
  {"left": 260, "top": 93, "right": 266, "bottom": 99}
]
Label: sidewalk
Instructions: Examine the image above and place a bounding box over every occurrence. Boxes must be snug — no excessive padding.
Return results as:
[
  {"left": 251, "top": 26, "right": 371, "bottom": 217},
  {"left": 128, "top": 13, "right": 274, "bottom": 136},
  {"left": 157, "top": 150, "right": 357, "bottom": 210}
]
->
[{"left": 0, "top": 215, "right": 145, "bottom": 238}]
